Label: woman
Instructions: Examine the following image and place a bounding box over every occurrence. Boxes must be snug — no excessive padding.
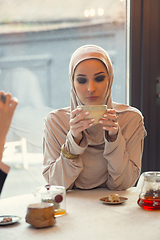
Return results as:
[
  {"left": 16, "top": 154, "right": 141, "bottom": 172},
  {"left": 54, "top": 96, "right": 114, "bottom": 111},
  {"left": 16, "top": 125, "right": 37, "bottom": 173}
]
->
[
  {"left": 0, "top": 92, "right": 18, "bottom": 195},
  {"left": 43, "top": 45, "right": 147, "bottom": 191}
]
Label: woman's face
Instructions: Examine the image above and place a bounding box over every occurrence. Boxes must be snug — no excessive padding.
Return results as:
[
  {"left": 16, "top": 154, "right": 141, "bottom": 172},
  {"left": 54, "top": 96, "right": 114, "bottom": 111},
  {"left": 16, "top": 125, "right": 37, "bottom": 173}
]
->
[{"left": 73, "top": 59, "right": 109, "bottom": 105}]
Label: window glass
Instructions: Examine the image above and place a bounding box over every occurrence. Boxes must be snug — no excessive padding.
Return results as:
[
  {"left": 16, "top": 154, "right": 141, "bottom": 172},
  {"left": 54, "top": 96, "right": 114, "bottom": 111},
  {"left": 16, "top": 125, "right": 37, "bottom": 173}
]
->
[{"left": 0, "top": 0, "right": 126, "bottom": 159}]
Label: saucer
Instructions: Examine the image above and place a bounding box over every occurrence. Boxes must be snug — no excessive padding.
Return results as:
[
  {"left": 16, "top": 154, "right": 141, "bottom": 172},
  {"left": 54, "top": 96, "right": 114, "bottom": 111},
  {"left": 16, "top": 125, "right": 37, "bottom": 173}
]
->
[{"left": 100, "top": 196, "right": 128, "bottom": 205}]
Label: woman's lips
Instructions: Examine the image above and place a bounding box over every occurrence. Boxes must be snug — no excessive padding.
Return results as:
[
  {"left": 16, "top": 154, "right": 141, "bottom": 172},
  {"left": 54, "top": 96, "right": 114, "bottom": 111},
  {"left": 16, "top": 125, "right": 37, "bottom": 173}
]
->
[{"left": 86, "top": 96, "right": 98, "bottom": 101}]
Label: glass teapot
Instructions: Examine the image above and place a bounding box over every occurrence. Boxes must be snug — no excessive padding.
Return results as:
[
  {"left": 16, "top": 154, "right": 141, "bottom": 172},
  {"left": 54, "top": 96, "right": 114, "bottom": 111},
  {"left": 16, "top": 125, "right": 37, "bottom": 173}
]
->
[
  {"left": 137, "top": 171, "right": 160, "bottom": 210},
  {"left": 34, "top": 185, "right": 66, "bottom": 216}
]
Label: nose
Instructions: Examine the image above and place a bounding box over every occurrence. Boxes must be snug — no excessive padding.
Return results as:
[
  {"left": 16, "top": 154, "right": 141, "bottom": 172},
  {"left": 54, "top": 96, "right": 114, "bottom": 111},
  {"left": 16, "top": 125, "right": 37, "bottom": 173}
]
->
[{"left": 87, "top": 79, "right": 96, "bottom": 93}]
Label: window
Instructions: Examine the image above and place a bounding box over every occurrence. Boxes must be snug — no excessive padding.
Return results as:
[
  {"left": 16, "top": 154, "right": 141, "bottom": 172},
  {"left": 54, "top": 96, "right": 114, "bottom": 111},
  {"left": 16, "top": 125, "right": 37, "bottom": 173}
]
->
[{"left": 0, "top": 0, "right": 128, "bottom": 197}]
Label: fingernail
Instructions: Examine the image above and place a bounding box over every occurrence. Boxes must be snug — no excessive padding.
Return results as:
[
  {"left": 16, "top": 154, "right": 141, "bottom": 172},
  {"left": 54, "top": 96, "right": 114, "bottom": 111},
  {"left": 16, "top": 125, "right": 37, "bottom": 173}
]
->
[
  {"left": 91, "top": 118, "right": 95, "bottom": 122},
  {"left": 85, "top": 111, "right": 89, "bottom": 115},
  {"left": 103, "top": 114, "right": 107, "bottom": 117},
  {"left": 99, "top": 120, "right": 103, "bottom": 123}
]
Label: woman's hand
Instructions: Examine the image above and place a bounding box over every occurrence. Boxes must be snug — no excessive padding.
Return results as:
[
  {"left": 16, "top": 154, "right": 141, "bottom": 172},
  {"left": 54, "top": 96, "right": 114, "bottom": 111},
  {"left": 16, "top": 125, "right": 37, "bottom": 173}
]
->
[
  {"left": 70, "top": 108, "right": 94, "bottom": 145},
  {"left": 99, "top": 109, "right": 119, "bottom": 142},
  {"left": 0, "top": 92, "right": 18, "bottom": 140},
  {"left": 0, "top": 91, "right": 18, "bottom": 160}
]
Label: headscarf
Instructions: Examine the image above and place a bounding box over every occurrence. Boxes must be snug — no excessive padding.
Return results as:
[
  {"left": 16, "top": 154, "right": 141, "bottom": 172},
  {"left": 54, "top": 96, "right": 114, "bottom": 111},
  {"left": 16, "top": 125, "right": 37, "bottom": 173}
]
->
[
  {"left": 69, "top": 45, "right": 114, "bottom": 111},
  {"left": 68, "top": 45, "right": 146, "bottom": 146},
  {"left": 68, "top": 45, "right": 115, "bottom": 145}
]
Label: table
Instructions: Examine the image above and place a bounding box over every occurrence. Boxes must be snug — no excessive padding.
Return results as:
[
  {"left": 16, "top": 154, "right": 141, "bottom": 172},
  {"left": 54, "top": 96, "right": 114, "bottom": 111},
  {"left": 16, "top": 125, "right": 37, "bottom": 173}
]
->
[{"left": 0, "top": 188, "right": 160, "bottom": 240}]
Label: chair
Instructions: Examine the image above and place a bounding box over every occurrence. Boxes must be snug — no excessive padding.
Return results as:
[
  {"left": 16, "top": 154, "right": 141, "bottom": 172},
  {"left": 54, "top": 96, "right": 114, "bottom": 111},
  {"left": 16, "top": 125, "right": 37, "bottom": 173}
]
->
[{"left": 4, "top": 138, "right": 28, "bottom": 169}]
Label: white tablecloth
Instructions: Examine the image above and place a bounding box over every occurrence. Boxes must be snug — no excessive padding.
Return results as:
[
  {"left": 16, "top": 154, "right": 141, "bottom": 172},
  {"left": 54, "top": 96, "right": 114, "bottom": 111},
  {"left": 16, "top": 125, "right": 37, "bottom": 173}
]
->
[{"left": 0, "top": 188, "right": 159, "bottom": 240}]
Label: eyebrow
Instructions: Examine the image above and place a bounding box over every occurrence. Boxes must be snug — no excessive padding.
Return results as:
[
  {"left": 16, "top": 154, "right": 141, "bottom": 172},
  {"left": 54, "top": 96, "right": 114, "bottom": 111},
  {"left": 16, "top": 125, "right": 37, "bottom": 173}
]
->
[
  {"left": 76, "top": 74, "right": 87, "bottom": 77},
  {"left": 94, "top": 71, "right": 105, "bottom": 76},
  {"left": 76, "top": 72, "right": 105, "bottom": 77}
]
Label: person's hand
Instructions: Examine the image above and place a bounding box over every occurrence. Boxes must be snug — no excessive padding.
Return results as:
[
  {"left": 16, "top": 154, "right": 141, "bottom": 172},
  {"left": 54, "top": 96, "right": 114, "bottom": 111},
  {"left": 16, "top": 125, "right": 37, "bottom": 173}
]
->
[
  {"left": 99, "top": 109, "right": 119, "bottom": 142},
  {"left": 70, "top": 108, "right": 94, "bottom": 144},
  {"left": 0, "top": 91, "right": 18, "bottom": 144}
]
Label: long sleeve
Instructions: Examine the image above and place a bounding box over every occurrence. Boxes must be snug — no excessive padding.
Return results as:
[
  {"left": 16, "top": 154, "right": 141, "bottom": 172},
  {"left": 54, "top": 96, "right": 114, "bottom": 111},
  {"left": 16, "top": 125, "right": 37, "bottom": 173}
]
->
[
  {"left": 104, "top": 112, "right": 146, "bottom": 190},
  {"left": 0, "top": 161, "right": 10, "bottom": 195},
  {"left": 42, "top": 106, "right": 147, "bottom": 191},
  {"left": 42, "top": 109, "right": 88, "bottom": 190}
]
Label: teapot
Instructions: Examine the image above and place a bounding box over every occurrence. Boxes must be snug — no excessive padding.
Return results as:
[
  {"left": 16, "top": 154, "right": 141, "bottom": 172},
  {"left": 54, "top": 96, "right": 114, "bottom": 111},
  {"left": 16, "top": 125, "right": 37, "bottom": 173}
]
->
[
  {"left": 34, "top": 185, "right": 66, "bottom": 216},
  {"left": 137, "top": 171, "right": 160, "bottom": 210}
]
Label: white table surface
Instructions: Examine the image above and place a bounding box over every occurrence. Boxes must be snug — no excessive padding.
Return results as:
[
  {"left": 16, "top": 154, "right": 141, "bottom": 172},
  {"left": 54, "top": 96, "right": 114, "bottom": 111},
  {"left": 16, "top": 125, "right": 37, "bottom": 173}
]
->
[{"left": 0, "top": 187, "right": 160, "bottom": 240}]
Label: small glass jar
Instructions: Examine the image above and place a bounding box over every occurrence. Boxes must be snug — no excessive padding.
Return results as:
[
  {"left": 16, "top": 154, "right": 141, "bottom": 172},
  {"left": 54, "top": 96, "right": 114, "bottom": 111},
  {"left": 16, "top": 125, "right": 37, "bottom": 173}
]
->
[
  {"left": 137, "top": 171, "right": 160, "bottom": 210},
  {"left": 35, "top": 185, "right": 66, "bottom": 216}
]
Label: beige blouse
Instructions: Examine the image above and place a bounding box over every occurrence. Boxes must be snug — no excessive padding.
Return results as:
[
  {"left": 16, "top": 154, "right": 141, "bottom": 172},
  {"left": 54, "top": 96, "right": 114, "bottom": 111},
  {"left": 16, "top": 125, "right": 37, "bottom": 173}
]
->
[{"left": 42, "top": 102, "right": 147, "bottom": 191}]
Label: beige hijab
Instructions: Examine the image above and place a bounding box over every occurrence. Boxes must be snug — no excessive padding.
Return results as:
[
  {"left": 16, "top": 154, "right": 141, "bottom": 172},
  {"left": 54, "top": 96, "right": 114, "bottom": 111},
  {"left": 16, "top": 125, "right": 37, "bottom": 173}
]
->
[
  {"left": 69, "top": 45, "right": 114, "bottom": 111},
  {"left": 68, "top": 45, "right": 146, "bottom": 145},
  {"left": 68, "top": 45, "right": 115, "bottom": 145}
]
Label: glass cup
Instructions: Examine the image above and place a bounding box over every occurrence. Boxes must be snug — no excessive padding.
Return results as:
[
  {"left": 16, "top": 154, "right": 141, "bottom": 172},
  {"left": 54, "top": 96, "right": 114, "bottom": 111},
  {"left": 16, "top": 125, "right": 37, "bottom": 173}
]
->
[
  {"left": 137, "top": 171, "right": 160, "bottom": 210},
  {"left": 35, "top": 185, "right": 66, "bottom": 216},
  {"left": 77, "top": 105, "right": 107, "bottom": 124}
]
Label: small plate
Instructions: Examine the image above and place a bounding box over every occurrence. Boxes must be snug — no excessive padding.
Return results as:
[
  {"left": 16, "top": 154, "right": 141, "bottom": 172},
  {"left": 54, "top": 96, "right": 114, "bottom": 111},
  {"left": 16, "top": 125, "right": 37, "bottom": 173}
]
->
[
  {"left": 0, "top": 215, "right": 21, "bottom": 226},
  {"left": 100, "top": 196, "right": 128, "bottom": 205}
]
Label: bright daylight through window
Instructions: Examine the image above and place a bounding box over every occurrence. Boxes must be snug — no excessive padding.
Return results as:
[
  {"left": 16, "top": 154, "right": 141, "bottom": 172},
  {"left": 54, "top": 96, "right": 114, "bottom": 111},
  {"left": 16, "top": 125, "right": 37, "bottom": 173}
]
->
[{"left": 0, "top": 0, "right": 127, "bottom": 176}]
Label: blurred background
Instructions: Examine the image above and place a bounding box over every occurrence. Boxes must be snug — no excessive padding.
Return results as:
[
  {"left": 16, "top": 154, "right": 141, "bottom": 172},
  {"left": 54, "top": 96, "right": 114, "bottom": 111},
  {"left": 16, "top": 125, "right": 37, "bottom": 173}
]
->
[{"left": 0, "top": 0, "right": 127, "bottom": 198}]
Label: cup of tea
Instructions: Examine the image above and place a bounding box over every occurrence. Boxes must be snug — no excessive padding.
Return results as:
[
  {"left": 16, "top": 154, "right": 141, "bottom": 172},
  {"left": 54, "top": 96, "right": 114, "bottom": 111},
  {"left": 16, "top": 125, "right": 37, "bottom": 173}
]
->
[
  {"left": 78, "top": 105, "right": 107, "bottom": 124},
  {"left": 26, "top": 202, "right": 56, "bottom": 228},
  {"left": 34, "top": 185, "right": 66, "bottom": 217}
]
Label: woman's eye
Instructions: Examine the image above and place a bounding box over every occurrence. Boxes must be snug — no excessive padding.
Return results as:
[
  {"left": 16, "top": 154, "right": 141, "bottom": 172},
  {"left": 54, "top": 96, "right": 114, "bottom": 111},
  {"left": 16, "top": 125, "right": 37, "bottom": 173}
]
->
[
  {"left": 76, "top": 77, "right": 87, "bottom": 84},
  {"left": 95, "top": 75, "right": 105, "bottom": 82}
]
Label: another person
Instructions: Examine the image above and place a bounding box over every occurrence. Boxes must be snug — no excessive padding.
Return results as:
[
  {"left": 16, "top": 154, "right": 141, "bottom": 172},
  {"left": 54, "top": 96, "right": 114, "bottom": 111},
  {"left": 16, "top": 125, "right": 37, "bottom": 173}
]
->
[
  {"left": 43, "top": 45, "right": 147, "bottom": 191},
  {"left": 0, "top": 91, "right": 18, "bottom": 194}
]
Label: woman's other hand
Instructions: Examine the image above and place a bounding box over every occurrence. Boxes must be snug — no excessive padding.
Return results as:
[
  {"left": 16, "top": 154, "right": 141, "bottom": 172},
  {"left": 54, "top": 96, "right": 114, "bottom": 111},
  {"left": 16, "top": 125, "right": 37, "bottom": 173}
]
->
[
  {"left": 70, "top": 107, "right": 94, "bottom": 145},
  {"left": 99, "top": 109, "right": 119, "bottom": 142},
  {"left": 0, "top": 92, "right": 18, "bottom": 143}
]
